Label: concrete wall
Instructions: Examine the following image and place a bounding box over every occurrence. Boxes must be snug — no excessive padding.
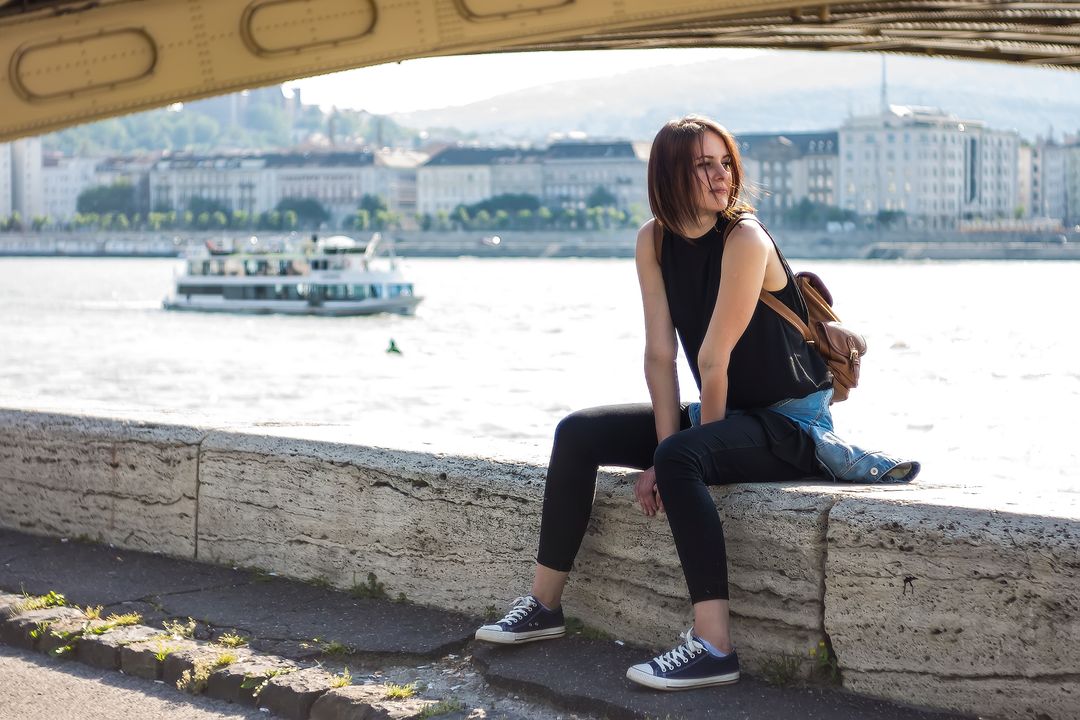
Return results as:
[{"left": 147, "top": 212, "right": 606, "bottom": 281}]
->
[{"left": 0, "top": 408, "right": 1077, "bottom": 720}]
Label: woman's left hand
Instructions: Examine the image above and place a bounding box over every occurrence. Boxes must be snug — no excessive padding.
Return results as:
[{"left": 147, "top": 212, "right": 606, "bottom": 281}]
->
[{"left": 634, "top": 466, "right": 664, "bottom": 516}]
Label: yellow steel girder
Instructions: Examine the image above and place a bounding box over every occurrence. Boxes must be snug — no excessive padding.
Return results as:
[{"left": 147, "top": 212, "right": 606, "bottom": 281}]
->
[{"left": 1, "top": 0, "right": 1078, "bottom": 142}]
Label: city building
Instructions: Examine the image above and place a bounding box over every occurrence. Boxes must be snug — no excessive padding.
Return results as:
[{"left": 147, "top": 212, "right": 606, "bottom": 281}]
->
[
  {"left": 10, "top": 137, "right": 44, "bottom": 221},
  {"left": 42, "top": 154, "right": 98, "bottom": 221},
  {"left": 839, "top": 106, "right": 1019, "bottom": 229},
  {"left": 149, "top": 149, "right": 425, "bottom": 224},
  {"left": 736, "top": 132, "right": 839, "bottom": 222},
  {"left": 541, "top": 140, "right": 649, "bottom": 211},
  {"left": 417, "top": 140, "right": 648, "bottom": 216},
  {"left": 417, "top": 147, "right": 543, "bottom": 216},
  {"left": 0, "top": 144, "right": 12, "bottom": 218}
]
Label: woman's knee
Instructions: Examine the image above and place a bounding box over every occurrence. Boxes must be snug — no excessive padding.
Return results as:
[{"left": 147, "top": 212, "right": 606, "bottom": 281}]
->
[
  {"left": 553, "top": 408, "right": 597, "bottom": 449},
  {"left": 653, "top": 432, "right": 703, "bottom": 481}
]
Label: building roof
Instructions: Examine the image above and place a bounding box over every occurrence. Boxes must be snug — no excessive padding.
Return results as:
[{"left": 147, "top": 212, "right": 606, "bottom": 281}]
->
[
  {"left": 736, "top": 131, "right": 838, "bottom": 156},
  {"left": 424, "top": 147, "right": 543, "bottom": 167},
  {"left": 154, "top": 150, "right": 376, "bottom": 171},
  {"left": 545, "top": 141, "right": 638, "bottom": 160},
  {"left": 424, "top": 141, "right": 645, "bottom": 167}
]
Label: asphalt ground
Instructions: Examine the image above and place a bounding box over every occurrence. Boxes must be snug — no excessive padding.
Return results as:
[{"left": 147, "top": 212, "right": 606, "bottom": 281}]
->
[{"left": 0, "top": 529, "right": 975, "bottom": 720}]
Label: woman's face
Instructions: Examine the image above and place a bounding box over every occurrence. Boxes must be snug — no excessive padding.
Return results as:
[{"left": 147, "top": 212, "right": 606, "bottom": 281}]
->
[{"left": 692, "top": 131, "right": 734, "bottom": 214}]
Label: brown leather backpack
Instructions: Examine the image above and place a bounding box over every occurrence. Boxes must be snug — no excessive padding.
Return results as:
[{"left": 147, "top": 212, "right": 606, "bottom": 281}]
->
[{"left": 758, "top": 271, "right": 866, "bottom": 403}]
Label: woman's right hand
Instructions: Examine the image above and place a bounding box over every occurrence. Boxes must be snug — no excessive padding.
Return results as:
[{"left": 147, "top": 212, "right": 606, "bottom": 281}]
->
[{"left": 634, "top": 466, "right": 664, "bottom": 516}]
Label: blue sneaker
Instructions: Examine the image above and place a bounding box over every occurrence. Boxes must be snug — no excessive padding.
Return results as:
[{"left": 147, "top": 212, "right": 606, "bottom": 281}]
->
[
  {"left": 626, "top": 629, "right": 740, "bottom": 690},
  {"left": 474, "top": 595, "right": 565, "bottom": 644}
]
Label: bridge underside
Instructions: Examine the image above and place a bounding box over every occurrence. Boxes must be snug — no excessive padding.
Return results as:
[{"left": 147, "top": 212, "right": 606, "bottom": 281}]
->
[{"left": 1, "top": 0, "right": 1077, "bottom": 141}]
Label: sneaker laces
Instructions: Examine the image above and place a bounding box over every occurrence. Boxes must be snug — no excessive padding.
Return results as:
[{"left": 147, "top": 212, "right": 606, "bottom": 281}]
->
[
  {"left": 653, "top": 629, "right": 705, "bottom": 672},
  {"left": 497, "top": 596, "right": 538, "bottom": 625}
]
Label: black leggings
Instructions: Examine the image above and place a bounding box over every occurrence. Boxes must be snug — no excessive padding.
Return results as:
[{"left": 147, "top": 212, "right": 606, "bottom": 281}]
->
[{"left": 536, "top": 403, "right": 818, "bottom": 603}]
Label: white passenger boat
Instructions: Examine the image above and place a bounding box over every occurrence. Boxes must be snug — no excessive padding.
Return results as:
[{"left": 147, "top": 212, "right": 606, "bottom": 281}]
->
[{"left": 163, "top": 233, "right": 421, "bottom": 316}]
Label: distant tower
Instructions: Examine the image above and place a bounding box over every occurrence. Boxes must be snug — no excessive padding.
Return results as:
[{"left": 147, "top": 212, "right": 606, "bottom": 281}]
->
[{"left": 880, "top": 55, "right": 889, "bottom": 115}]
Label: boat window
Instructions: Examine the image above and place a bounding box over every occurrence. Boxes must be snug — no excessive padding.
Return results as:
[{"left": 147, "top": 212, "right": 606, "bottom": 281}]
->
[
  {"left": 177, "top": 284, "right": 222, "bottom": 295},
  {"left": 388, "top": 284, "right": 413, "bottom": 297},
  {"left": 349, "top": 284, "right": 369, "bottom": 299},
  {"left": 370, "top": 284, "right": 383, "bottom": 299}
]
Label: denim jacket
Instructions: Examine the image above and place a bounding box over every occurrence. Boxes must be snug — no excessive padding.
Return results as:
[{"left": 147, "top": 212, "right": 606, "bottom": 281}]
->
[{"left": 689, "top": 388, "right": 920, "bottom": 483}]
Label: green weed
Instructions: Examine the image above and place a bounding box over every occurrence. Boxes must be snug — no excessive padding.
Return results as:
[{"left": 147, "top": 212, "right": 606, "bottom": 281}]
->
[
  {"left": 809, "top": 639, "right": 840, "bottom": 684},
  {"left": 330, "top": 666, "right": 352, "bottom": 688},
  {"left": 320, "top": 640, "right": 351, "bottom": 657},
  {"left": 564, "top": 616, "right": 613, "bottom": 641},
  {"left": 384, "top": 682, "right": 417, "bottom": 700},
  {"left": 177, "top": 652, "right": 239, "bottom": 694},
  {"left": 240, "top": 667, "right": 295, "bottom": 698},
  {"left": 13, "top": 590, "right": 67, "bottom": 614},
  {"left": 215, "top": 631, "right": 248, "bottom": 648},
  {"left": 348, "top": 572, "right": 388, "bottom": 600},
  {"left": 418, "top": 698, "right": 465, "bottom": 718},
  {"left": 162, "top": 617, "right": 196, "bottom": 639},
  {"left": 758, "top": 653, "right": 804, "bottom": 687}
]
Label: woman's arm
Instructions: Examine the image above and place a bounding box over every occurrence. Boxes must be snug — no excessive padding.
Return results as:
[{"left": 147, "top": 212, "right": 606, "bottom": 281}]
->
[
  {"left": 635, "top": 220, "right": 680, "bottom": 444},
  {"left": 697, "top": 220, "right": 771, "bottom": 424}
]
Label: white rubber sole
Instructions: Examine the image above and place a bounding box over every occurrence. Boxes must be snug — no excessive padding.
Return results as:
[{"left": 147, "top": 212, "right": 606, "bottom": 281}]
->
[
  {"left": 625, "top": 666, "right": 740, "bottom": 690},
  {"left": 474, "top": 625, "right": 566, "bottom": 644}
]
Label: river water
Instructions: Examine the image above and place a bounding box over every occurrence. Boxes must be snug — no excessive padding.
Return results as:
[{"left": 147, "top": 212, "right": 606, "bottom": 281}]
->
[{"left": 1, "top": 256, "right": 1077, "bottom": 498}]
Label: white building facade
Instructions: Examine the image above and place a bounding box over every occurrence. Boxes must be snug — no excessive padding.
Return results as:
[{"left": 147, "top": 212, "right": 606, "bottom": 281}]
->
[
  {"left": 42, "top": 155, "right": 99, "bottom": 221},
  {"left": 149, "top": 149, "right": 423, "bottom": 224},
  {"left": 839, "top": 106, "right": 1018, "bottom": 229},
  {"left": 417, "top": 141, "right": 648, "bottom": 216},
  {"left": 10, "top": 137, "right": 44, "bottom": 221},
  {"left": 736, "top": 132, "right": 839, "bottom": 221}
]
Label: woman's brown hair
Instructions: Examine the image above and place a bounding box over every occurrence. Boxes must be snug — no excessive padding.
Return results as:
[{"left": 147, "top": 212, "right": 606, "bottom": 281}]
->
[{"left": 647, "top": 115, "right": 754, "bottom": 237}]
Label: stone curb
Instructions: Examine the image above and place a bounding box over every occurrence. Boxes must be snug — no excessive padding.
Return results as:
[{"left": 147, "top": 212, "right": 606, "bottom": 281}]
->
[{"left": 0, "top": 591, "right": 460, "bottom": 720}]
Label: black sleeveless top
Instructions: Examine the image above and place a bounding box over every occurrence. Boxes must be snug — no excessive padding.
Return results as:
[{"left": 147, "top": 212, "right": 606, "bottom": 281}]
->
[{"left": 660, "top": 214, "right": 831, "bottom": 410}]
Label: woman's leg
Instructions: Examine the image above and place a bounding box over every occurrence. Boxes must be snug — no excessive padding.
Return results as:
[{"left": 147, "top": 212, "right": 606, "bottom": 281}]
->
[
  {"left": 533, "top": 403, "right": 682, "bottom": 608},
  {"left": 652, "top": 413, "right": 815, "bottom": 651}
]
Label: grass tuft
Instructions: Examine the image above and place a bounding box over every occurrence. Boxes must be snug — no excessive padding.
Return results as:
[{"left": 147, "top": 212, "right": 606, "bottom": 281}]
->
[
  {"left": 564, "top": 616, "right": 613, "bottom": 641},
  {"left": 83, "top": 605, "right": 103, "bottom": 620},
  {"left": 349, "top": 572, "right": 389, "bottom": 600},
  {"left": 162, "top": 617, "right": 196, "bottom": 639},
  {"left": 383, "top": 682, "right": 417, "bottom": 700},
  {"left": 13, "top": 590, "right": 67, "bottom": 614},
  {"left": 319, "top": 640, "right": 351, "bottom": 657},
  {"left": 330, "top": 666, "right": 352, "bottom": 688},
  {"left": 418, "top": 698, "right": 465, "bottom": 718},
  {"left": 240, "top": 667, "right": 295, "bottom": 698},
  {"left": 215, "top": 631, "right": 248, "bottom": 648},
  {"left": 758, "top": 653, "right": 804, "bottom": 687}
]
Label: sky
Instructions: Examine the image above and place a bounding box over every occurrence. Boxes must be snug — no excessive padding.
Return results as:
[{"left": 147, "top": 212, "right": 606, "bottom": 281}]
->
[{"left": 285, "top": 48, "right": 759, "bottom": 115}]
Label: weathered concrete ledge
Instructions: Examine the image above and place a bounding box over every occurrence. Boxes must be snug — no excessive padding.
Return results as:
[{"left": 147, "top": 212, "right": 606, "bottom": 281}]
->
[{"left": 1, "top": 408, "right": 1077, "bottom": 720}]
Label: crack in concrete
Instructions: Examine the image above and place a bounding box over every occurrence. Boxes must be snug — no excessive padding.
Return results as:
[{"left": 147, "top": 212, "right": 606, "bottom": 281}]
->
[{"left": 193, "top": 431, "right": 211, "bottom": 560}]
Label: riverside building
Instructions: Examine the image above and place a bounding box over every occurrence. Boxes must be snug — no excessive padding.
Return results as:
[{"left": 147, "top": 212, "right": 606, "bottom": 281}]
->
[
  {"left": 839, "top": 106, "right": 1019, "bottom": 229},
  {"left": 416, "top": 140, "right": 648, "bottom": 216},
  {"left": 148, "top": 149, "right": 425, "bottom": 225},
  {"left": 736, "top": 132, "right": 839, "bottom": 223}
]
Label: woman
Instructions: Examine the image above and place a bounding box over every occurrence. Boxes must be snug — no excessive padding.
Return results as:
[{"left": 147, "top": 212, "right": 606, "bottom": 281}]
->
[{"left": 475, "top": 115, "right": 918, "bottom": 690}]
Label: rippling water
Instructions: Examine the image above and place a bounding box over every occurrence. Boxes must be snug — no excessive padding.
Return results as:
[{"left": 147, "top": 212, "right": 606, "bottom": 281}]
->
[{"left": 1, "top": 256, "right": 1077, "bottom": 497}]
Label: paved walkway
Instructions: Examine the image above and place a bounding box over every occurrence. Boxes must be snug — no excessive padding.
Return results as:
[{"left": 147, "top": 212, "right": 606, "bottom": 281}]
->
[{"left": 0, "top": 530, "right": 972, "bottom": 719}]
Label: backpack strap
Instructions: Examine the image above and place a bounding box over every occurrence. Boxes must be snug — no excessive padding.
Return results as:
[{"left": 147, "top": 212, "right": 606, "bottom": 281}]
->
[
  {"left": 723, "top": 214, "right": 815, "bottom": 341},
  {"left": 759, "top": 287, "right": 814, "bottom": 343}
]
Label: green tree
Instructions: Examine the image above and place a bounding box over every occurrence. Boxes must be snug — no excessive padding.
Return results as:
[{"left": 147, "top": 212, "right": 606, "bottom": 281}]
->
[
  {"left": 276, "top": 197, "right": 329, "bottom": 228},
  {"left": 537, "top": 206, "right": 553, "bottom": 229},
  {"left": 212, "top": 211, "right": 228, "bottom": 229},
  {"left": 516, "top": 209, "right": 533, "bottom": 229},
  {"left": 282, "top": 210, "right": 298, "bottom": 230},
  {"left": 77, "top": 183, "right": 137, "bottom": 216},
  {"left": 586, "top": 186, "right": 618, "bottom": 209},
  {"left": 188, "top": 196, "right": 229, "bottom": 218},
  {"left": 359, "top": 194, "right": 389, "bottom": 216},
  {"left": 115, "top": 213, "right": 130, "bottom": 231}
]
